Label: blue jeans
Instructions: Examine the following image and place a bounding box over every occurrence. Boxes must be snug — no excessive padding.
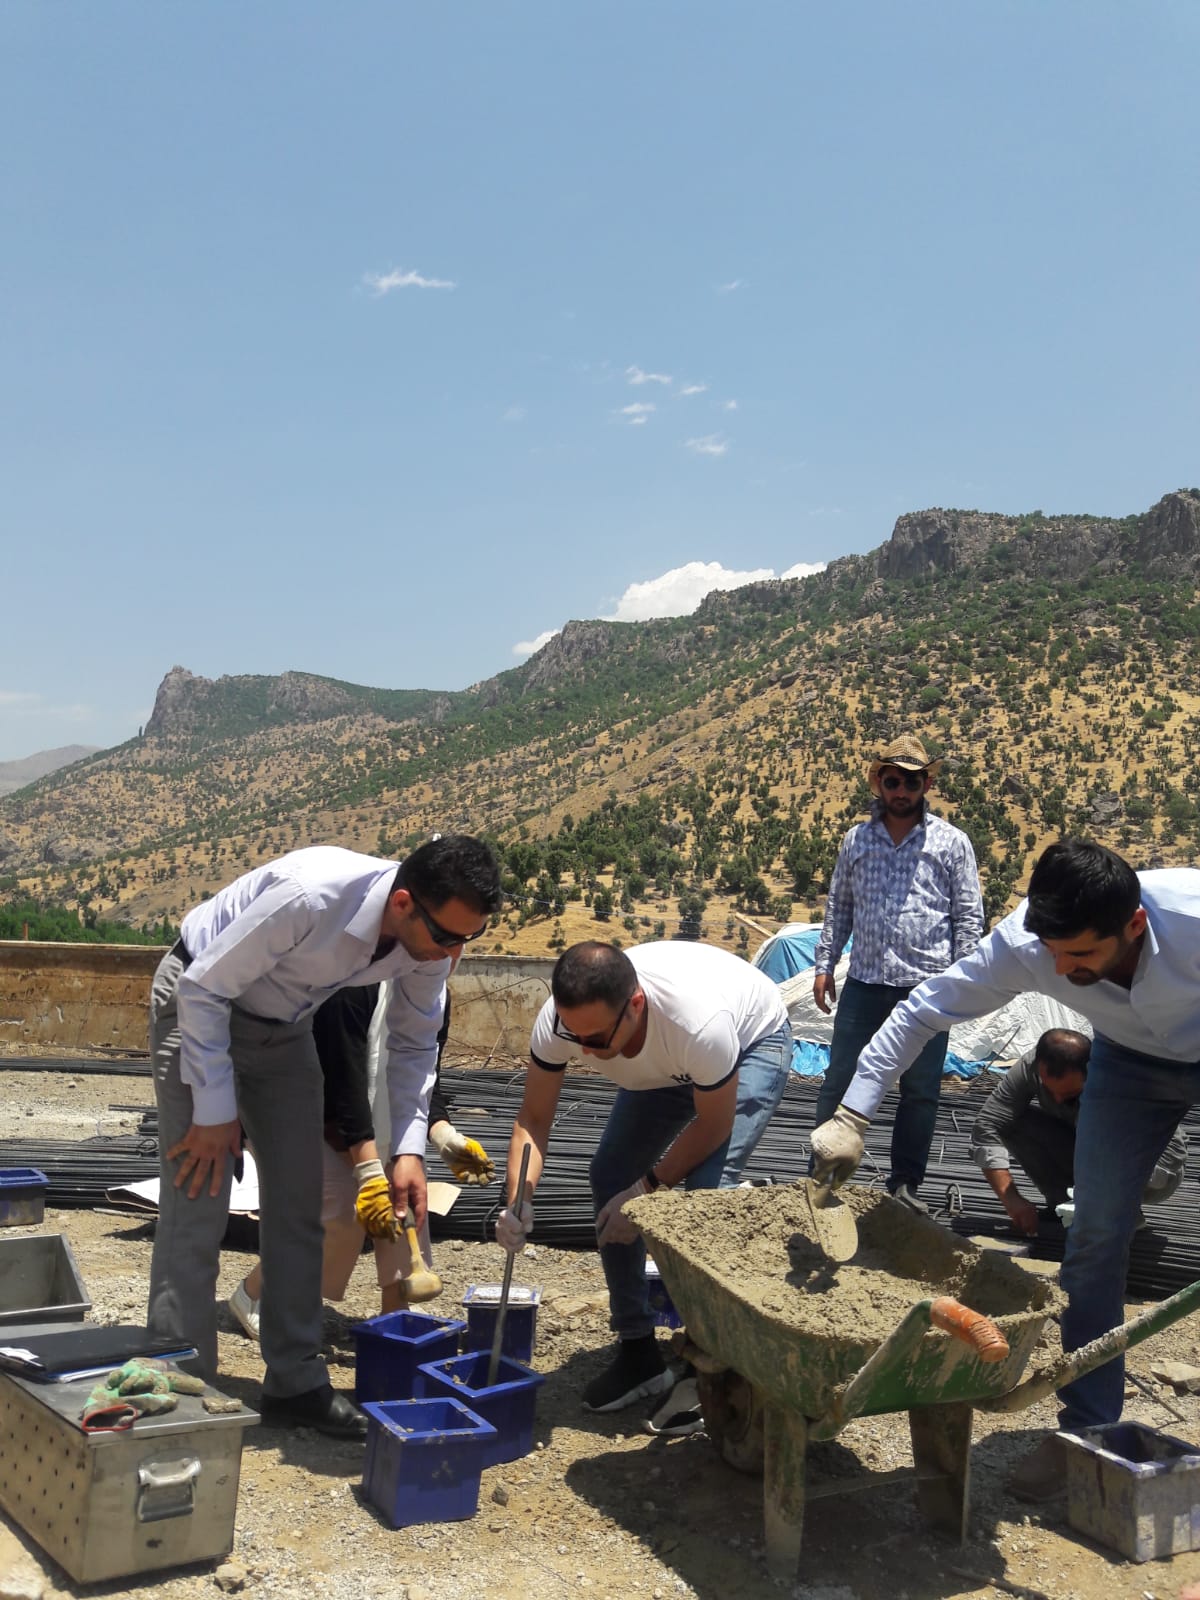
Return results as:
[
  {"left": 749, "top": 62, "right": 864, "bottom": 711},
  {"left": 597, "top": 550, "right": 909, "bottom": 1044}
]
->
[
  {"left": 589, "top": 1021, "right": 792, "bottom": 1340},
  {"left": 1057, "top": 1036, "right": 1197, "bottom": 1430},
  {"left": 813, "top": 977, "right": 948, "bottom": 1191}
]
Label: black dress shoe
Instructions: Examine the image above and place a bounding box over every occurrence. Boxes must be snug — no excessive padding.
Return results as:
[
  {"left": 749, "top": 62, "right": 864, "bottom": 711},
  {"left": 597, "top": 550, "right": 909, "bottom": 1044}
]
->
[{"left": 259, "top": 1384, "right": 368, "bottom": 1439}]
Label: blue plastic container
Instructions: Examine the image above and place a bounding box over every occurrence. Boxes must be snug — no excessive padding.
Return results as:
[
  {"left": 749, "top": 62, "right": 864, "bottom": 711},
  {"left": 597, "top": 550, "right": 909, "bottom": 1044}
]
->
[
  {"left": 362, "top": 1397, "right": 498, "bottom": 1529},
  {"left": 0, "top": 1168, "right": 48, "bottom": 1229},
  {"left": 645, "top": 1257, "right": 681, "bottom": 1330},
  {"left": 461, "top": 1283, "right": 541, "bottom": 1363},
  {"left": 416, "top": 1350, "right": 545, "bottom": 1468},
  {"left": 353, "top": 1309, "right": 466, "bottom": 1405}
]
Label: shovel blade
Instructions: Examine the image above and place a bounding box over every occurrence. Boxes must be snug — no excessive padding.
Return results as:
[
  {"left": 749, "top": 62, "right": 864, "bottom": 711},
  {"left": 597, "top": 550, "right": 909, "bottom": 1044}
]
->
[{"left": 802, "top": 1179, "right": 858, "bottom": 1262}]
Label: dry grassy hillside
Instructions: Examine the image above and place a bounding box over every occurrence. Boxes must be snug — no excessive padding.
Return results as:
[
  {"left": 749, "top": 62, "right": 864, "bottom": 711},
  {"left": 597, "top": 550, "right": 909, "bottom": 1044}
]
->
[{"left": 5, "top": 494, "right": 1200, "bottom": 956}]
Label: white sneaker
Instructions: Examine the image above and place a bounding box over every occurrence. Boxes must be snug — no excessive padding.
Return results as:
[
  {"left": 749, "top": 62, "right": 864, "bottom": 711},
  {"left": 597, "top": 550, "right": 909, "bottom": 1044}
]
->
[
  {"left": 228, "top": 1279, "right": 260, "bottom": 1341},
  {"left": 645, "top": 1376, "right": 704, "bottom": 1438}
]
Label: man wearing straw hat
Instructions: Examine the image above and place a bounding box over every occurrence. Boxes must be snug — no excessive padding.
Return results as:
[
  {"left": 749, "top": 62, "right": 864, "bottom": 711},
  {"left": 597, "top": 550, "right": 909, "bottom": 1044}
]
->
[{"left": 811, "top": 733, "right": 984, "bottom": 1212}]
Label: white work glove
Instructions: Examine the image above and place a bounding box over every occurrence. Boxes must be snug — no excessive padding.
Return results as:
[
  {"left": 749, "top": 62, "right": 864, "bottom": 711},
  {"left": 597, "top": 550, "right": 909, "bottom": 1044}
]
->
[
  {"left": 496, "top": 1198, "right": 534, "bottom": 1254},
  {"left": 810, "top": 1105, "right": 870, "bottom": 1188},
  {"left": 429, "top": 1123, "right": 495, "bottom": 1186},
  {"left": 1055, "top": 1187, "right": 1075, "bottom": 1228},
  {"left": 595, "top": 1179, "right": 648, "bottom": 1249}
]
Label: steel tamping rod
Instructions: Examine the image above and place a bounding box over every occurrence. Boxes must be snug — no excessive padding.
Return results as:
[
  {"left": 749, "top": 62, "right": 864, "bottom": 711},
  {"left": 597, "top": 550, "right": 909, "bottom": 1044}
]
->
[{"left": 488, "top": 1142, "right": 532, "bottom": 1386}]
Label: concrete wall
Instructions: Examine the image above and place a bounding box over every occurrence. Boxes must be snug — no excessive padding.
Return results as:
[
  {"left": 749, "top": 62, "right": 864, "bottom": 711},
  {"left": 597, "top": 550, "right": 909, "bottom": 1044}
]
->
[
  {"left": 0, "top": 941, "right": 552, "bottom": 1060},
  {"left": 0, "top": 941, "right": 161, "bottom": 1052}
]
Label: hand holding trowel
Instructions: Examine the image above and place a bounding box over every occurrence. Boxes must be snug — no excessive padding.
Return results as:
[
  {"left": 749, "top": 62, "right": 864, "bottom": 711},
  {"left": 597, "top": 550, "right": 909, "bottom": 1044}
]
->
[{"left": 804, "top": 1104, "right": 869, "bottom": 1261}]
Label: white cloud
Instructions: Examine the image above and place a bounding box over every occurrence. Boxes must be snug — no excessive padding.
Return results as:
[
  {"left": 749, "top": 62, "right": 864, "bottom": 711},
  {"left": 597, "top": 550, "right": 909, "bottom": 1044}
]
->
[
  {"left": 684, "top": 434, "right": 728, "bottom": 457},
  {"left": 502, "top": 405, "right": 526, "bottom": 423},
  {"left": 678, "top": 383, "right": 708, "bottom": 397},
  {"left": 363, "top": 268, "right": 456, "bottom": 295},
  {"left": 617, "top": 402, "right": 656, "bottom": 426},
  {"left": 512, "top": 628, "right": 560, "bottom": 659},
  {"left": 717, "top": 279, "right": 744, "bottom": 293},
  {"left": 626, "top": 365, "right": 672, "bottom": 386},
  {"left": 606, "top": 562, "right": 775, "bottom": 622},
  {"left": 0, "top": 691, "right": 38, "bottom": 707},
  {"left": 509, "top": 555, "right": 828, "bottom": 657},
  {"left": 722, "top": 399, "right": 738, "bottom": 412}
]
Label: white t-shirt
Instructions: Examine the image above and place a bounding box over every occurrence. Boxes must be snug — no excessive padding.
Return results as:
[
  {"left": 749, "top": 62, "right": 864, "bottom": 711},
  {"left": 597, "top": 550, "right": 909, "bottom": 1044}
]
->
[{"left": 529, "top": 941, "right": 788, "bottom": 1092}]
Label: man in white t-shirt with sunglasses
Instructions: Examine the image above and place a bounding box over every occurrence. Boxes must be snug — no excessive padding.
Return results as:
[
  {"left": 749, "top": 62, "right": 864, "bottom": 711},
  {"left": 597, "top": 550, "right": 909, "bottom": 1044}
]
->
[{"left": 499, "top": 938, "right": 792, "bottom": 1420}]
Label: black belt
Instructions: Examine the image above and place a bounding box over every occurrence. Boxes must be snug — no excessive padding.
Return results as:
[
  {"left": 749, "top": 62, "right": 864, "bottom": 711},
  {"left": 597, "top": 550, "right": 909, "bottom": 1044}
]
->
[{"left": 170, "top": 938, "right": 193, "bottom": 971}]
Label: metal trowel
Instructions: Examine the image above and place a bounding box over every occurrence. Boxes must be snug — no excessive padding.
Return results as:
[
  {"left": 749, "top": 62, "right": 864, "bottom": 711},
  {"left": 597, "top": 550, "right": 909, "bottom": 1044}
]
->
[{"left": 800, "top": 1176, "right": 858, "bottom": 1262}]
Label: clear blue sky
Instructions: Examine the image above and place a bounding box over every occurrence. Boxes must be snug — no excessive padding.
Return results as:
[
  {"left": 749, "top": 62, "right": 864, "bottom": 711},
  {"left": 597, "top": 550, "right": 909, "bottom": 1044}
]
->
[{"left": 2, "top": 1, "right": 1197, "bottom": 761}]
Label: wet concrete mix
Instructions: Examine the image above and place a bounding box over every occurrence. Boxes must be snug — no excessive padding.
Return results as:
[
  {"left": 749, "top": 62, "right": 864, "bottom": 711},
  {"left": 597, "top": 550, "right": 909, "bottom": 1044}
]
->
[{"left": 627, "top": 1182, "right": 1061, "bottom": 1344}]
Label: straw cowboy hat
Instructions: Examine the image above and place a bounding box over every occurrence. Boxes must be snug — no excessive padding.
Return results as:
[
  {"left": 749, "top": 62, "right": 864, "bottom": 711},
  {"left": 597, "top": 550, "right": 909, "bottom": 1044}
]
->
[{"left": 867, "top": 734, "right": 943, "bottom": 796}]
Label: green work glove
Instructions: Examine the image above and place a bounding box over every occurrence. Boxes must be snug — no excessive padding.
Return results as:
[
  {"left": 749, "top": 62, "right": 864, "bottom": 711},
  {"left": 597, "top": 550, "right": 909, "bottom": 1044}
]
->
[{"left": 107, "top": 1358, "right": 205, "bottom": 1398}]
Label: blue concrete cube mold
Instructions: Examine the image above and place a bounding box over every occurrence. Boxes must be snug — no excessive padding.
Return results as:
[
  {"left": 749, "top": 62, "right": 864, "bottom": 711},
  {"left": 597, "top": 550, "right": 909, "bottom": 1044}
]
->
[
  {"left": 461, "top": 1283, "right": 541, "bottom": 1364},
  {"left": 353, "top": 1309, "right": 466, "bottom": 1405},
  {"left": 0, "top": 1168, "right": 48, "bottom": 1230},
  {"left": 645, "top": 1257, "right": 681, "bottom": 1330},
  {"left": 1061, "top": 1420, "right": 1200, "bottom": 1562},
  {"left": 362, "top": 1397, "right": 498, "bottom": 1529},
  {"left": 416, "top": 1349, "right": 545, "bottom": 1468}
]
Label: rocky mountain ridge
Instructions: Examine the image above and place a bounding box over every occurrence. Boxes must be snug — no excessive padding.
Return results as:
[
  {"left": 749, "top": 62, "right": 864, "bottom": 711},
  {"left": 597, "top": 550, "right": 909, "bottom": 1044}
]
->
[
  {"left": 0, "top": 744, "right": 100, "bottom": 798},
  {"left": 4, "top": 488, "right": 1200, "bottom": 952}
]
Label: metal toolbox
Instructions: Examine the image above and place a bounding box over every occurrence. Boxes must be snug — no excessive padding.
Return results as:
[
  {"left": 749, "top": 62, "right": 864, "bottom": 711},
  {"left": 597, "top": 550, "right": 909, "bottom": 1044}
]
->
[
  {"left": 0, "top": 1368, "right": 258, "bottom": 1583},
  {"left": 0, "top": 1233, "right": 91, "bottom": 1325}
]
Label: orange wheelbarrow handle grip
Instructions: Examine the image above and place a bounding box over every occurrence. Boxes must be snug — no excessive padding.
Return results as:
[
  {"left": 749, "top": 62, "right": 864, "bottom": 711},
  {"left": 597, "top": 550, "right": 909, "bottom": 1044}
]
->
[{"left": 929, "top": 1296, "right": 1010, "bottom": 1364}]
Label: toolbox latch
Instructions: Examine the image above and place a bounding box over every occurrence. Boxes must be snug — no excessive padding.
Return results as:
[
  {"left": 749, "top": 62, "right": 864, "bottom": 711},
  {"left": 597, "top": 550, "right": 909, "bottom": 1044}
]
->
[{"left": 136, "top": 1455, "right": 201, "bottom": 1522}]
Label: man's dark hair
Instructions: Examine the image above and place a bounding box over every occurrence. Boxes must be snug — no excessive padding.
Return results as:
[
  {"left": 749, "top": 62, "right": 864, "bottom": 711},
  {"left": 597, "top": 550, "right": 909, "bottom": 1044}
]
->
[
  {"left": 1034, "top": 1028, "right": 1091, "bottom": 1080},
  {"left": 552, "top": 942, "right": 637, "bottom": 1010},
  {"left": 1023, "top": 839, "right": 1140, "bottom": 941},
  {"left": 398, "top": 835, "right": 503, "bottom": 915}
]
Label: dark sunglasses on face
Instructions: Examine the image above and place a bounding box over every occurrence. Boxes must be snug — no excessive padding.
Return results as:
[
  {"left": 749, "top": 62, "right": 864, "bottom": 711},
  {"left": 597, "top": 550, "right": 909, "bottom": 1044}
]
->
[
  {"left": 408, "top": 890, "right": 488, "bottom": 948},
  {"left": 881, "top": 773, "right": 925, "bottom": 793},
  {"left": 552, "top": 994, "right": 632, "bottom": 1050}
]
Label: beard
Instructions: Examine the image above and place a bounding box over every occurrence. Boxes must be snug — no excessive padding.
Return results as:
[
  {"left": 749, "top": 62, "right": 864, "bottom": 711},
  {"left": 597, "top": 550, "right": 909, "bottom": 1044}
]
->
[{"left": 1065, "top": 971, "right": 1102, "bottom": 986}]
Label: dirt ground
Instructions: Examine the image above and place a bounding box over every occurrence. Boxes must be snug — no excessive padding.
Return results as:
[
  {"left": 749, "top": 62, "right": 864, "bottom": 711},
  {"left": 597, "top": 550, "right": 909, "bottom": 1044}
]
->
[{"left": 4, "top": 1067, "right": 1200, "bottom": 1600}]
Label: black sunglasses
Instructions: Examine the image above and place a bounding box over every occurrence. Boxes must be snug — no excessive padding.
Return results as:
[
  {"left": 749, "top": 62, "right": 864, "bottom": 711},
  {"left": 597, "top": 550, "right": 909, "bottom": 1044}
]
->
[
  {"left": 552, "top": 994, "right": 631, "bottom": 1050},
  {"left": 881, "top": 773, "right": 925, "bottom": 793},
  {"left": 408, "top": 890, "right": 488, "bottom": 948}
]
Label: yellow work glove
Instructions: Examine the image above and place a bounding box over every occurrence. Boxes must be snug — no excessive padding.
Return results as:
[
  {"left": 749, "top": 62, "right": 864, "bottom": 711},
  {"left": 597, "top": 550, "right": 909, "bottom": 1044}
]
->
[
  {"left": 354, "top": 1158, "right": 400, "bottom": 1240},
  {"left": 429, "top": 1123, "right": 495, "bottom": 1185}
]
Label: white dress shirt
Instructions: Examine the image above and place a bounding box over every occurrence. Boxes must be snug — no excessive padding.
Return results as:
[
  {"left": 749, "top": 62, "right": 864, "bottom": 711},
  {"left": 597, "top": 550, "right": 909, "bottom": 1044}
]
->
[
  {"left": 177, "top": 847, "right": 448, "bottom": 1156},
  {"left": 844, "top": 869, "right": 1200, "bottom": 1119}
]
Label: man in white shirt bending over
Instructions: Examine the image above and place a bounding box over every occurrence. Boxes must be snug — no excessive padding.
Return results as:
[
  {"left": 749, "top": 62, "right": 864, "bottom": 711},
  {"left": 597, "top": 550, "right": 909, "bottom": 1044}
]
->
[
  {"left": 811, "top": 839, "right": 1200, "bottom": 1500},
  {"left": 499, "top": 939, "right": 792, "bottom": 1420}
]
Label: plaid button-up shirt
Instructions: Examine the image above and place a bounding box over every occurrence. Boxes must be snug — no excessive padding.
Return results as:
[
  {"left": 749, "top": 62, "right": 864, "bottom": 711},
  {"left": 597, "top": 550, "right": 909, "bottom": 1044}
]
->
[{"left": 813, "top": 808, "right": 984, "bottom": 987}]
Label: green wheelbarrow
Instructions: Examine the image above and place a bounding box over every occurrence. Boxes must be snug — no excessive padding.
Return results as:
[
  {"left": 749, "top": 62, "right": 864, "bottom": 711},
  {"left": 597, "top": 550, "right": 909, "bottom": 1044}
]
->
[{"left": 627, "top": 1183, "right": 1200, "bottom": 1580}]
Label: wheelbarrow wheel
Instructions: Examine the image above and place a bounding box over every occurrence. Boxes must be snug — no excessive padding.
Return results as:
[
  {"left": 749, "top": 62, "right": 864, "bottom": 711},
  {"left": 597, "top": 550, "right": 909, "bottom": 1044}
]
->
[{"left": 697, "top": 1368, "right": 765, "bottom": 1474}]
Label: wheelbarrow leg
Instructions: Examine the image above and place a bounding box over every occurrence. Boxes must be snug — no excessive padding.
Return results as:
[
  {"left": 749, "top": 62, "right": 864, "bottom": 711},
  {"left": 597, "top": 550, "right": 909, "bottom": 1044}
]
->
[
  {"left": 762, "top": 1402, "right": 807, "bottom": 1578},
  {"left": 908, "top": 1402, "right": 972, "bottom": 1543}
]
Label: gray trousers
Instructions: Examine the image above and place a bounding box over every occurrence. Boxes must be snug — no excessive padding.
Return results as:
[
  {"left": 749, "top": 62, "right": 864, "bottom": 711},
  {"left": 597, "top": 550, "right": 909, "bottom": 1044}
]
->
[{"left": 146, "top": 949, "right": 327, "bottom": 1398}]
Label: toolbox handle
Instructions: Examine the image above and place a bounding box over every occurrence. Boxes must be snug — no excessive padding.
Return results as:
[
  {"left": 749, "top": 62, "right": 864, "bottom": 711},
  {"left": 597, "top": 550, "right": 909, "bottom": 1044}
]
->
[{"left": 137, "top": 1455, "right": 201, "bottom": 1522}]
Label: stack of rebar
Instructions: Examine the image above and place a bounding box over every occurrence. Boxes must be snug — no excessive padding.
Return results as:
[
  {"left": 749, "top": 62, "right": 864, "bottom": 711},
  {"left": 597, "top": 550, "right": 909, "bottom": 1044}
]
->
[{"left": 3, "top": 1060, "right": 1199, "bottom": 1300}]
